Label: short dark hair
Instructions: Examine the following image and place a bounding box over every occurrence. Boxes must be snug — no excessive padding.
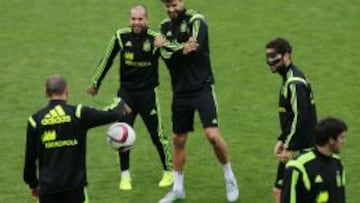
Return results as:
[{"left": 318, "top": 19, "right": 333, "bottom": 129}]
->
[
  {"left": 45, "top": 74, "right": 67, "bottom": 96},
  {"left": 315, "top": 117, "right": 348, "bottom": 146},
  {"left": 160, "top": 0, "right": 175, "bottom": 3},
  {"left": 265, "top": 37, "right": 292, "bottom": 54}
]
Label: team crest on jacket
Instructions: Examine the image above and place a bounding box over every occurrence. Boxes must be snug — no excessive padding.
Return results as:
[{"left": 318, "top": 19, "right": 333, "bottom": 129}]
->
[
  {"left": 143, "top": 40, "right": 151, "bottom": 52},
  {"left": 124, "top": 52, "right": 134, "bottom": 60}
]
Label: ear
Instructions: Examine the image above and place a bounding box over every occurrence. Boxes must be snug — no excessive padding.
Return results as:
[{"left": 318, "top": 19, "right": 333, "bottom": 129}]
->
[
  {"left": 64, "top": 87, "right": 69, "bottom": 97},
  {"left": 283, "top": 52, "right": 290, "bottom": 60},
  {"left": 328, "top": 137, "right": 336, "bottom": 145},
  {"left": 44, "top": 87, "right": 50, "bottom": 98}
]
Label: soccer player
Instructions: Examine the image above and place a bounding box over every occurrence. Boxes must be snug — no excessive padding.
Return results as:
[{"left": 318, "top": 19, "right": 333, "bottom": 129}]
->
[
  {"left": 158, "top": 0, "right": 239, "bottom": 202},
  {"left": 87, "top": 5, "right": 173, "bottom": 190},
  {"left": 23, "top": 74, "right": 130, "bottom": 203},
  {"left": 281, "top": 117, "right": 347, "bottom": 203},
  {"left": 265, "top": 37, "right": 318, "bottom": 203}
]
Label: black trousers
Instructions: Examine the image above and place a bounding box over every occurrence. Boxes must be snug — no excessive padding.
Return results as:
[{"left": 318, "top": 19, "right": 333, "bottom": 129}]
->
[
  {"left": 117, "top": 87, "right": 172, "bottom": 171},
  {"left": 40, "top": 188, "right": 85, "bottom": 203}
]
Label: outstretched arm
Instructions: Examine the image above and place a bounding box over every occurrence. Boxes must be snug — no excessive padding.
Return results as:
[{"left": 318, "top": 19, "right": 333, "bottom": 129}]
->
[{"left": 77, "top": 98, "right": 131, "bottom": 129}]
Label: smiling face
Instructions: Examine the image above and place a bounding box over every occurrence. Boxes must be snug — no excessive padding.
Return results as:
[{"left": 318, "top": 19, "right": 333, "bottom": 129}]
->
[
  {"left": 265, "top": 38, "right": 292, "bottom": 73},
  {"left": 129, "top": 6, "right": 148, "bottom": 34},
  {"left": 163, "top": 0, "right": 185, "bottom": 19}
]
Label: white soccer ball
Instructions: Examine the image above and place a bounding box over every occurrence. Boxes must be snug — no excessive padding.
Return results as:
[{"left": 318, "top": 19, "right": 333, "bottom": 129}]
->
[{"left": 106, "top": 122, "right": 136, "bottom": 152}]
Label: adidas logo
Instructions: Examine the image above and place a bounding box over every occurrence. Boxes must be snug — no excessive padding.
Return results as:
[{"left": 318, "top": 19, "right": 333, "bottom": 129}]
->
[
  {"left": 41, "top": 105, "right": 71, "bottom": 125},
  {"left": 166, "top": 31, "right": 172, "bottom": 37},
  {"left": 211, "top": 118, "right": 218, "bottom": 124},
  {"left": 150, "top": 109, "right": 157, "bottom": 116},
  {"left": 125, "top": 41, "right": 132, "bottom": 47},
  {"left": 315, "top": 175, "right": 323, "bottom": 183}
]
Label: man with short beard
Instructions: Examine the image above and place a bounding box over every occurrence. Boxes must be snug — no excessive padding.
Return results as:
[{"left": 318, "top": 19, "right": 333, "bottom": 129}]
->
[
  {"left": 265, "top": 37, "right": 317, "bottom": 203},
  {"left": 87, "top": 5, "right": 173, "bottom": 191},
  {"left": 158, "top": 0, "right": 239, "bottom": 202}
]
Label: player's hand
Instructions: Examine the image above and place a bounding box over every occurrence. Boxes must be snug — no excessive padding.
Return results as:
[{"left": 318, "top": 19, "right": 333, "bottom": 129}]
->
[
  {"left": 277, "top": 149, "right": 292, "bottom": 163},
  {"left": 87, "top": 86, "right": 98, "bottom": 96},
  {"left": 274, "top": 140, "right": 284, "bottom": 156},
  {"left": 154, "top": 36, "right": 167, "bottom": 48},
  {"left": 182, "top": 37, "right": 199, "bottom": 54},
  {"left": 122, "top": 103, "right": 132, "bottom": 115},
  {"left": 30, "top": 187, "right": 40, "bottom": 200},
  {"left": 117, "top": 98, "right": 132, "bottom": 115},
  {"left": 188, "top": 37, "right": 196, "bottom": 43}
]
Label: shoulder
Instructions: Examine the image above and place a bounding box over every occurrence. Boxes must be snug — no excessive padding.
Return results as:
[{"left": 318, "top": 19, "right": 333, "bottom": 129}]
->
[
  {"left": 185, "top": 9, "right": 205, "bottom": 23},
  {"left": 286, "top": 151, "right": 316, "bottom": 170},
  {"left": 332, "top": 153, "right": 341, "bottom": 160},
  {"left": 160, "top": 18, "right": 171, "bottom": 27},
  {"left": 285, "top": 67, "right": 308, "bottom": 87},
  {"left": 286, "top": 77, "right": 308, "bottom": 88},
  {"left": 331, "top": 153, "right": 344, "bottom": 167},
  {"left": 115, "top": 27, "right": 132, "bottom": 37},
  {"left": 28, "top": 113, "right": 38, "bottom": 128},
  {"left": 27, "top": 106, "right": 47, "bottom": 125},
  {"left": 147, "top": 28, "right": 160, "bottom": 37}
]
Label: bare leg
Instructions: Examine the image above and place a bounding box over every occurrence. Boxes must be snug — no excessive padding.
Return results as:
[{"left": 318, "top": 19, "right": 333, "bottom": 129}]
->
[
  {"left": 273, "top": 187, "right": 281, "bottom": 203},
  {"left": 205, "top": 127, "right": 239, "bottom": 202},
  {"left": 172, "top": 133, "right": 187, "bottom": 171},
  {"left": 172, "top": 133, "right": 187, "bottom": 192},
  {"left": 204, "top": 127, "right": 228, "bottom": 164}
]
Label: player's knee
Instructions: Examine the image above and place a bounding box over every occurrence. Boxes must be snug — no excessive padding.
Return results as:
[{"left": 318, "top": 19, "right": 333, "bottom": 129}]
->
[
  {"left": 205, "top": 131, "right": 222, "bottom": 146},
  {"left": 172, "top": 134, "right": 186, "bottom": 149}
]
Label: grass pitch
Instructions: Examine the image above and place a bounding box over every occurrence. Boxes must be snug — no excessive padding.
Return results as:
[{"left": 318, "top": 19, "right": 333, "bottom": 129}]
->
[{"left": 0, "top": 0, "right": 359, "bottom": 202}]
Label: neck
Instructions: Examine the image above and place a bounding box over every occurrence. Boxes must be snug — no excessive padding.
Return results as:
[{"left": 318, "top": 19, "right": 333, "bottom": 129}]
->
[
  {"left": 49, "top": 94, "right": 67, "bottom": 101},
  {"left": 278, "top": 63, "right": 291, "bottom": 77},
  {"left": 133, "top": 27, "right": 148, "bottom": 36},
  {"left": 172, "top": 9, "right": 186, "bottom": 22},
  {"left": 316, "top": 145, "right": 333, "bottom": 157}
]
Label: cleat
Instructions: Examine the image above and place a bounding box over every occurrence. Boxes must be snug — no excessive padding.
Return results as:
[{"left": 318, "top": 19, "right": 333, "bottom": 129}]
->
[
  {"left": 159, "top": 171, "right": 174, "bottom": 187},
  {"left": 158, "top": 190, "right": 185, "bottom": 203},
  {"left": 119, "top": 176, "right": 132, "bottom": 190},
  {"left": 225, "top": 178, "right": 239, "bottom": 202}
]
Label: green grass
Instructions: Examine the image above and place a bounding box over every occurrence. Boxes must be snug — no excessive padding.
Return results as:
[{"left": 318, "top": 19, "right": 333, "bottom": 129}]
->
[{"left": 1, "top": 0, "right": 359, "bottom": 202}]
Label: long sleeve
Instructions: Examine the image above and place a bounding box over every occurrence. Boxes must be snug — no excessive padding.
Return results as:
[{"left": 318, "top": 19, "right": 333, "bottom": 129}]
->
[
  {"left": 90, "top": 34, "right": 120, "bottom": 89},
  {"left": 281, "top": 166, "right": 301, "bottom": 203},
  {"left": 76, "top": 98, "right": 127, "bottom": 129},
  {"left": 283, "top": 83, "right": 310, "bottom": 148},
  {"left": 189, "top": 16, "right": 207, "bottom": 50},
  {"left": 23, "top": 117, "right": 39, "bottom": 189},
  {"left": 160, "top": 40, "right": 184, "bottom": 62}
]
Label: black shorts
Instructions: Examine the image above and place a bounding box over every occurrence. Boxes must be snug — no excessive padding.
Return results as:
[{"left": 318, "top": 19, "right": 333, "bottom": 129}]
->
[
  {"left": 172, "top": 86, "right": 218, "bottom": 134},
  {"left": 40, "top": 188, "right": 86, "bottom": 203},
  {"left": 117, "top": 86, "right": 160, "bottom": 128},
  {"left": 274, "top": 148, "right": 312, "bottom": 189},
  {"left": 274, "top": 162, "right": 285, "bottom": 189}
]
